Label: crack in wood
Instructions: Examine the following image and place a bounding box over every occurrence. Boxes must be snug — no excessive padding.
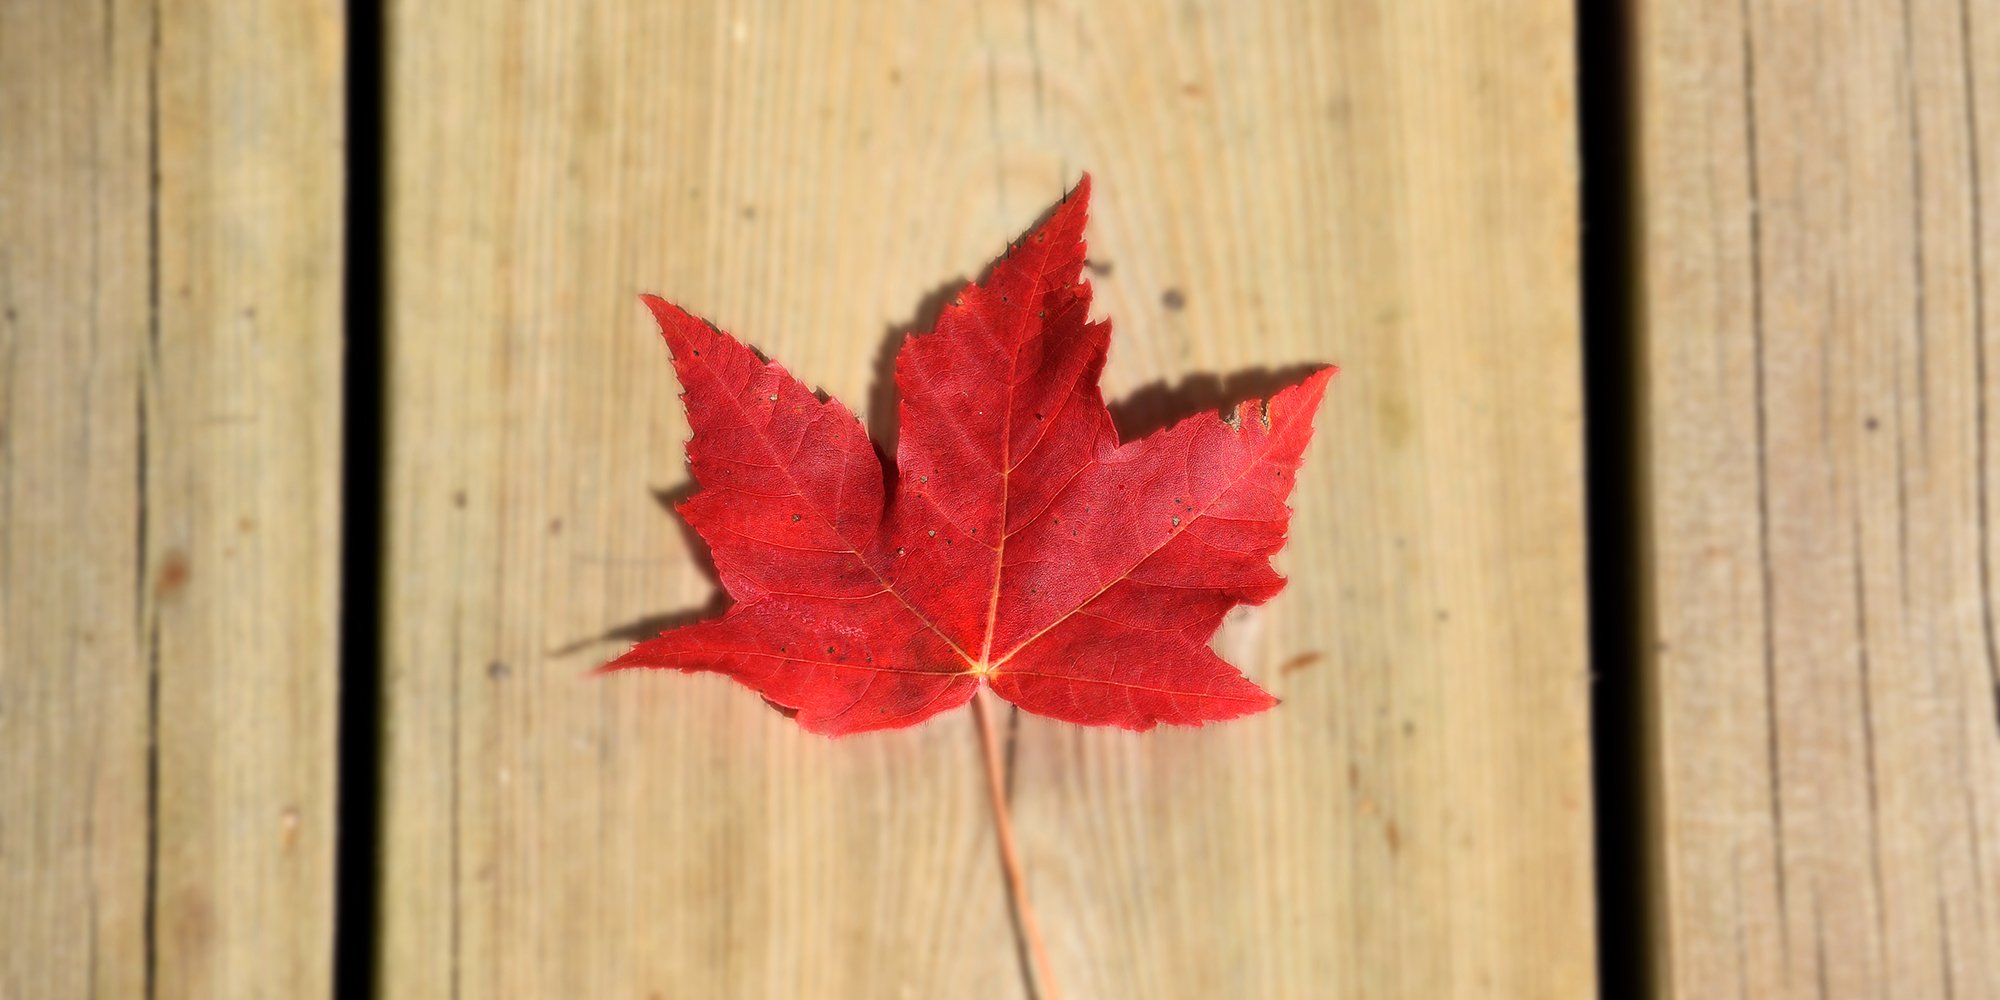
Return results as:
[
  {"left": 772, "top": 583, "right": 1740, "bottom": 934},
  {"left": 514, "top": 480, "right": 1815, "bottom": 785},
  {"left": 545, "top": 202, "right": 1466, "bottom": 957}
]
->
[{"left": 1737, "top": 0, "right": 1791, "bottom": 961}]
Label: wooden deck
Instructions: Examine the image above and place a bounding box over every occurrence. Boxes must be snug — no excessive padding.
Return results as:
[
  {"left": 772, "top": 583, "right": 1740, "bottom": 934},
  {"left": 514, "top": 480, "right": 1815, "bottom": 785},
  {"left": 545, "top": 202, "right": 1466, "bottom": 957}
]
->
[{"left": 1, "top": 1, "right": 1994, "bottom": 996}]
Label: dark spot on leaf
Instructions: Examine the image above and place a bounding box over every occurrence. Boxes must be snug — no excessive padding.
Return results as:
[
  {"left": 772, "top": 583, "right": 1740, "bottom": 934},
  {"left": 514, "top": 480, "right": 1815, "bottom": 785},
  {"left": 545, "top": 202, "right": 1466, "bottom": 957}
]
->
[
  {"left": 1161, "top": 288, "right": 1186, "bottom": 310},
  {"left": 791, "top": 514, "right": 802, "bottom": 522}
]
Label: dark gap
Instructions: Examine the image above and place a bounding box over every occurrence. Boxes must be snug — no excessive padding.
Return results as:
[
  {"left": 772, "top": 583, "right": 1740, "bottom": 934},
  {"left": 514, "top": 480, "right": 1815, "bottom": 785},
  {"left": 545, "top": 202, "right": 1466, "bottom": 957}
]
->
[
  {"left": 335, "top": 0, "right": 386, "bottom": 996},
  {"left": 1577, "top": 0, "right": 1652, "bottom": 997}
]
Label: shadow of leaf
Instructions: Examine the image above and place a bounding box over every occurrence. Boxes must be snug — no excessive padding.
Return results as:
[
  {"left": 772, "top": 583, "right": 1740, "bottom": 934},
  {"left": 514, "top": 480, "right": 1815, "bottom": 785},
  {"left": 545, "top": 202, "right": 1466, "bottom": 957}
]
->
[
  {"left": 648, "top": 482, "right": 721, "bottom": 589},
  {"left": 547, "top": 594, "right": 730, "bottom": 658},
  {"left": 1107, "top": 363, "right": 1331, "bottom": 443},
  {"left": 869, "top": 275, "right": 965, "bottom": 477}
]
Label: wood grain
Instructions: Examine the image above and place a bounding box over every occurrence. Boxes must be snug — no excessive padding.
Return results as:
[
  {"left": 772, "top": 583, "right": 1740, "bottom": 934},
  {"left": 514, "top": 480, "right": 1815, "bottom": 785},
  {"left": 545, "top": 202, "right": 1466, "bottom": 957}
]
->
[
  {"left": 0, "top": 1, "right": 344, "bottom": 996},
  {"left": 0, "top": 4, "right": 153, "bottom": 994},
  {"left": 381, "top": 1, "right": 1593, "bottom": 996},
  {"left": 1637, "top": 0, "right": 2000, "bottom": 995}
]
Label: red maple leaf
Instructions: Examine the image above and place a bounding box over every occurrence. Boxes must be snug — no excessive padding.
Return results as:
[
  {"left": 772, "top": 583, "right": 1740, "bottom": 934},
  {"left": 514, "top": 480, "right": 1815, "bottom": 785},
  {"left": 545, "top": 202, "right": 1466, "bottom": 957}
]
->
[{"left": 605, "top": 176, "right": 1334, "bottom": 736}]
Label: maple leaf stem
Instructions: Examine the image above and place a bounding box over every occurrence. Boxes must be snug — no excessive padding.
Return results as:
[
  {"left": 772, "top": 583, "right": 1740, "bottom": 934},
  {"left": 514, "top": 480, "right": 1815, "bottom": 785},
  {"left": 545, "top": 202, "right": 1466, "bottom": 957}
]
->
[{"left": 972, "top": 689, "right": 1064, "bottom": 1000}]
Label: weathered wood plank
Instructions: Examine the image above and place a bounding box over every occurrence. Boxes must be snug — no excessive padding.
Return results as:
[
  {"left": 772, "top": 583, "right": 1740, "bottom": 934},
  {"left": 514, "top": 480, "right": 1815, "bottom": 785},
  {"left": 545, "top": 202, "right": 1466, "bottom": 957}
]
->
[
  {"left": 1637, "top": 0, "right": 2000, "bottom": 994},
  {"left": 382, "top": 1, "right": 1593, "bottom": 996},
  {"left": 0, "top": 1, "right": 344, "bottom": 995},
  {"left": 0, "top": 4, "right": 154, "bottom": 995}
]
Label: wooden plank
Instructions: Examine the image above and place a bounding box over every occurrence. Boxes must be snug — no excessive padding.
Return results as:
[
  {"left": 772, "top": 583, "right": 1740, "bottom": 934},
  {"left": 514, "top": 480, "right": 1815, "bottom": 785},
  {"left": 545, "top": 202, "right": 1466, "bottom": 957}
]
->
[
  {"left": 145, "top": 3, "right": 346, "bottom": 995},
  {"left": 0, "top": 4, "right": 153, "bottom": 995},
  {"left": 381, "top": 1, "right": 1593, "bottom": 996},
  {"left": 0, "top": 2, "right": 345, "bottom": 996},
  {"left": 1637, "top": 0, "right": 2000, "bottom": 995}
]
